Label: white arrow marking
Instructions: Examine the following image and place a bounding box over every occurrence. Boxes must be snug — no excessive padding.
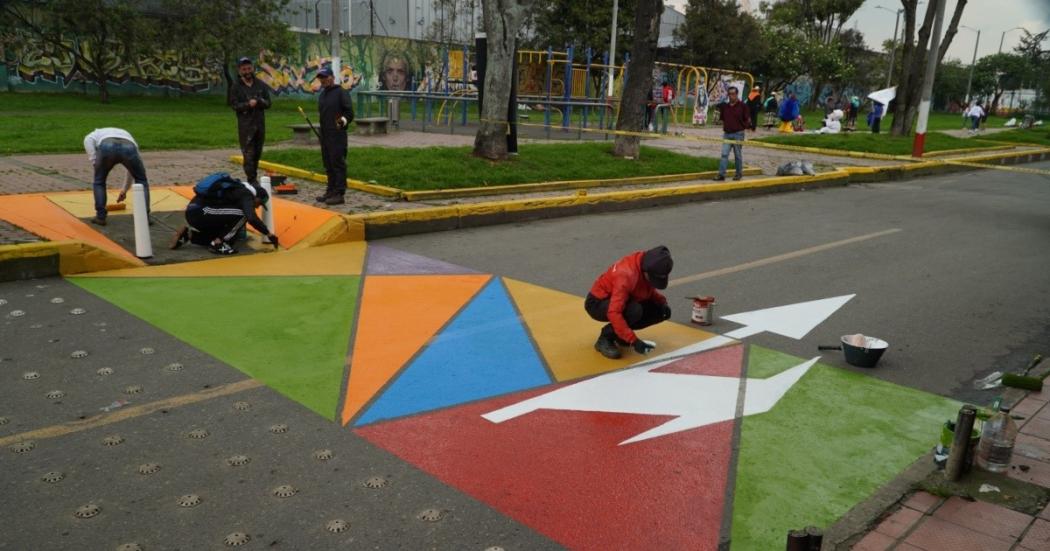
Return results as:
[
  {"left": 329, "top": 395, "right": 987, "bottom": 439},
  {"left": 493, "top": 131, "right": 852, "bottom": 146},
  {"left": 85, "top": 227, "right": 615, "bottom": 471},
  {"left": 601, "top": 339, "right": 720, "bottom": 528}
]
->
[
  {"left": 483, "top": 335, "right": 820, "bottom": 445},
  {"left": 722, "top": 294, "right": 855, "bottom": 340}
]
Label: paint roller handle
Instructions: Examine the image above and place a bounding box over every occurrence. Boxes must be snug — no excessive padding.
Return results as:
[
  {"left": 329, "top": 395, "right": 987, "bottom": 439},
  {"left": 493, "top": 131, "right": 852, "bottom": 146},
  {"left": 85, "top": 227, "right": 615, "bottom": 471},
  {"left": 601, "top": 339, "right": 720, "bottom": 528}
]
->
[
  {"left": 1022, "top": 354, "right": 1043, "bottom": 376},
  {"left": 817, "top": 345, "right": 842, "bottom": 351},
  {"left": 297, "top": 106, "right": 322, "bottom": 140}
]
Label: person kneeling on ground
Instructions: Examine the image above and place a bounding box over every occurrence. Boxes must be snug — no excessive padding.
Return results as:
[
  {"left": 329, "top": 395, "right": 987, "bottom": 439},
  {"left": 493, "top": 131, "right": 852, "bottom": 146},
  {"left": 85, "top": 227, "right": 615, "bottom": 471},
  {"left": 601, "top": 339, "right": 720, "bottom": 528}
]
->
[
  {"left": 170, "top": 173, "right": 278, "bottom": 255},
  {"left": 585, "top": 246, "right": 674, "bottom": 359}
]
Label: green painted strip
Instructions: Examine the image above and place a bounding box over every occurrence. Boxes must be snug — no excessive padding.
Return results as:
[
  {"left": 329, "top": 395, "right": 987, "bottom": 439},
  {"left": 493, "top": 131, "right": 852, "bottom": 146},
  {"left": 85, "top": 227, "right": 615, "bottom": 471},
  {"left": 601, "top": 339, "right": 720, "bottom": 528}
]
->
[
  {"left": 730, "top": 346, "right": 959, "bottom": 549},
  {"left": 70, "top": 276, "right": 360, "bottom": 420}
]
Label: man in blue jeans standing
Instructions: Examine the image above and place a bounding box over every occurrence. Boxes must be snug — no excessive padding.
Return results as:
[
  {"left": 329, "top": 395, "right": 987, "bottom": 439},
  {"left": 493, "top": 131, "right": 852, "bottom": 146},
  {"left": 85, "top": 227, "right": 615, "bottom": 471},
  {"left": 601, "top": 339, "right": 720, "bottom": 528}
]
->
[
  {"left": 714, "top": 86, "right": 752, "bottom": 181},
  {"left": 83, "top": 128, "right": 150, "bottom": 226}
]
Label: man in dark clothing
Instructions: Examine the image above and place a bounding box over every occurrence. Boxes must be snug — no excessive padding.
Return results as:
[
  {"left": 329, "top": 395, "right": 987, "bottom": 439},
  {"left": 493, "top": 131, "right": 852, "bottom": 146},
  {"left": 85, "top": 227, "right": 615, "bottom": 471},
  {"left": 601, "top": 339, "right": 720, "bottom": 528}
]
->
[
  {"left": 229, "top": 57, "right": 271, "bottom": 185},
  {"left": 585, "top": 246, "right": 674, "bottom": 360},
  {"left": 715, "top": 86, "right": 751, "bottom": 181},
  {"left": 745, "top": 86, "right": 762, "bottom": 131},
  {"left": 315, "top": 67, "right": 355, "bottom": 206},
  {"left": 170, "top": 179, "right": 278, "bottom": 255}
]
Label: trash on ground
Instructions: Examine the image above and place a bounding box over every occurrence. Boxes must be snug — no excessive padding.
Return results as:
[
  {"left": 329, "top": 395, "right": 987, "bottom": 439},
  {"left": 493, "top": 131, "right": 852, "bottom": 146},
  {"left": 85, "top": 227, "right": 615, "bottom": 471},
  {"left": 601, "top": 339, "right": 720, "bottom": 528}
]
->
[{"left": 978, "top": 483, "right": 1001, "bottom": 493}]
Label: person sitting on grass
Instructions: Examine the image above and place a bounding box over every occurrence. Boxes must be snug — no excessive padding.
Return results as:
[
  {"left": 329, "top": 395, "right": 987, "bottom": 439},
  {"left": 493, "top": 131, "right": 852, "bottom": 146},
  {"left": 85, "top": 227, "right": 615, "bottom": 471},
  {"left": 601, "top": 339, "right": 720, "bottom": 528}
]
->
[
  {"left": 170, "top": 173, "right": 278, "bottom": 255},
  {"left": 585, "top": 246, "right": 674, "bottom": 360}
]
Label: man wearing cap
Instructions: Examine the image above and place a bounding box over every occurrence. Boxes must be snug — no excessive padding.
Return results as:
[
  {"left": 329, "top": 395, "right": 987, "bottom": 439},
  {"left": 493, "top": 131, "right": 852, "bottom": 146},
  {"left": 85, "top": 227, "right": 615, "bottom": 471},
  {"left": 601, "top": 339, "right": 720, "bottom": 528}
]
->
[
  {"left": 314, "top": 67, "right": 354, "bottom": 206},
  {"left": 585, "top": 246, "right": 674, "bottom": 359},
  {"left": 229, "top": 57, "right": 271, "bottom": 185},
  {"left": 170, "top": 177, "right": 278, "bottom": 255}
]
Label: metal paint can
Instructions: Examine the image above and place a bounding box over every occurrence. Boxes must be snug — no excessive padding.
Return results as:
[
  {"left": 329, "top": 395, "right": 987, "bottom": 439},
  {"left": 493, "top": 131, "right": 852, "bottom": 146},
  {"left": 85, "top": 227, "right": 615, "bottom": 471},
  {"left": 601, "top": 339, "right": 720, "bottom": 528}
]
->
[{"left": 690, "top": 296, "right": 715, "bottom": 325}]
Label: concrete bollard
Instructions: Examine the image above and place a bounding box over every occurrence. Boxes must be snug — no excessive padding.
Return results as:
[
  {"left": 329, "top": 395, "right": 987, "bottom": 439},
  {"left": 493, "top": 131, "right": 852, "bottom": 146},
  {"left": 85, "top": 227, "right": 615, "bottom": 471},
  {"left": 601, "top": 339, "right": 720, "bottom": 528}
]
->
[
  {"left": 259, "top": 176, "right": 275, "bottom": 244},
  {"left": 131, "top": 183, "right": 152, "bottom": 258}
]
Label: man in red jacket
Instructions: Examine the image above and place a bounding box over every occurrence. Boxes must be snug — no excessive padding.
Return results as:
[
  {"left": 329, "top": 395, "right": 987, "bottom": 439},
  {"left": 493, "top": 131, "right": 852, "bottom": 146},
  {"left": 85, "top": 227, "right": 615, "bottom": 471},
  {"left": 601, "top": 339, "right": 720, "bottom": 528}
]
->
[{"left": 585, "top": 246, "right": 674, "bottom": 359}]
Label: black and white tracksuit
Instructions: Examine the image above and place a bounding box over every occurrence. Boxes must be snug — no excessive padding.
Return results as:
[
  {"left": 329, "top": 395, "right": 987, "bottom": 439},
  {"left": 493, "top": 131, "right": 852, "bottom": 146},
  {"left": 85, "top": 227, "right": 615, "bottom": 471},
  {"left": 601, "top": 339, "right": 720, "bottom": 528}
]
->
[{"left": 185, "top": 185, "right": 270, "bottom": 246}]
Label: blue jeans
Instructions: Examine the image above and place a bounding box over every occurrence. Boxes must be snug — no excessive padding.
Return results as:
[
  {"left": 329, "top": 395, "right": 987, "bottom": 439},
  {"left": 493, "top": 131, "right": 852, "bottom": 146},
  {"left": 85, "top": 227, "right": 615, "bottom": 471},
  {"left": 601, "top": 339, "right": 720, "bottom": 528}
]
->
[
  {"left": 719, "top": 131, "right": 745, "bottom": 178},
  {"left": 971, "top": 116, "right": 981, "bottom": 130},
  {"left": 92, "top": 139, "right": 149, "bottom": 220}
]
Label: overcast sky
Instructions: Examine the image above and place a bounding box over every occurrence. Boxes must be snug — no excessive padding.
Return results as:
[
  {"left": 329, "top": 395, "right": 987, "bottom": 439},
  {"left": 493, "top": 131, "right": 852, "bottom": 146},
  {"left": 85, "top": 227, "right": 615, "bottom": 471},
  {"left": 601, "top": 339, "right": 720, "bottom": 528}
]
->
[{"left": 664, "top": 0, "right": 1050, "bottom": 63}]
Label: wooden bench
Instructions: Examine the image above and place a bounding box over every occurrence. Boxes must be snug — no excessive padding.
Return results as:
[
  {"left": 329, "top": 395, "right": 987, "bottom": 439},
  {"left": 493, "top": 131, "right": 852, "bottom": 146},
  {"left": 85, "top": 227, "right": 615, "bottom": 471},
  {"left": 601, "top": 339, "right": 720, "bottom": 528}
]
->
[
  {"left": 287, "top": 123, "right": 317, "bottom": 145},
  {"left": 355, "top": 117, "right": 389, "bottom": 136}
]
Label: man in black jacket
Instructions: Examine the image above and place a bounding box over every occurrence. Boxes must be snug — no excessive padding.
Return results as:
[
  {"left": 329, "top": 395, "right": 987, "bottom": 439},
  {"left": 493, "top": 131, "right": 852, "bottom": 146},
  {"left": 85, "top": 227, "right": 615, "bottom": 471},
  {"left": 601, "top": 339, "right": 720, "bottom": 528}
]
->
[
  {"left": 315, "top": 67, "right": 354, "bottom": 206},
  {"left": 170, "top": 180, "right": 278, "bottom": 255},
  {"left": 230, "top": 57, "right": 271, "bottom": 185}
]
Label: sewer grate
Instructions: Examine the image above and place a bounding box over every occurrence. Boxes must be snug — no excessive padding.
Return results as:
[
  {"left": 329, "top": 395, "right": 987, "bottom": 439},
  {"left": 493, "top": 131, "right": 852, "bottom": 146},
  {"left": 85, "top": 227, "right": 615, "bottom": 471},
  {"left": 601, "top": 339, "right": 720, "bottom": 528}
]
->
[
  {"left": 140, "top": 347, "right": 155, "bottom": 355},
  {"left": 272, "top": 484, "right": 297, "bottom": 498},
  {"left": 326, "top": 519, "right": 350, "bottom": 534},
  {"left": 177, "top": 494, "right": 202, "bottom": 508},
  {"left": 165, "top": 362, "right": 183, "bottom": 372},
  {"left": 40, "top": 471, "right": 65, "bottom": 483},
  {"left": 417, "top": 508, "right": 444, "bottom": 522},
  {"left": 70, "top": 308, "right": 86, "bottom": 315},
  {"left": 50, "top": 297, "right": 64, "bottom": 304},
  {"left": 74, "top": 504, "right": 101, "bottom": 519},
  {"left": 269, "top": 423, "right": 288, "bottom": 434},
  {"left": 101, "top": 435, "right": 125, "bottom": 447},
  {"left": 363, "top": 476, "right": 388, "bottom": 489},
  {"left": 226, "top": 454, "right": 250, "bottom": 467},
  {"left": 97, "top": 367, "right": 113, "bottom": 376},
  {"left": 10, "top": 441, "right": 35, "bottom": 454},
  {"left": 313, "top": 449, "right": 334, "bottom": 461},
  {"left": 138, "top": 463, "right": 161, "bottom": 475},
  {"left": 9, "top": 310, "right": 25, "bottom": 317},
  {"left": 46, "top": 390, "right": 65, "bottom": 400},
  {"left": 223, "top": 532, "right": 250, "bottom": 546},
  {"left": 70, "top": 350, "right": 87, "bottom": 359},
  {"left": 116, "top": 544, "right": 143, "bottom": 551},
  {"left": 124, "top": 385, "right": 143, "bottom": 395},
  {"left": 233, "top": 401, "right": 251, "bottom": 411},
  {"left": 22, "top": 371, "right": 40, "bottom": 380},
  {"left": 186, "top": 428, "right": 210, "bottom": 440}
]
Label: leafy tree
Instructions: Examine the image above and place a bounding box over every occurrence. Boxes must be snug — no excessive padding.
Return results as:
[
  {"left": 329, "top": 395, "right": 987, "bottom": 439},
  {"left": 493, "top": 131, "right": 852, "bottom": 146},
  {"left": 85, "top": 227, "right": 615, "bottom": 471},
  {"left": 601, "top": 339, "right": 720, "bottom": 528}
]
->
[
  {"left": 613, "top": 0, "right": 662, "bottom": 159},
  {"left": 0, "top": 0, "right": 157, "bottom": 103},
  {"left": 673, "top": 0, "right": 766, "bottom": 72},
  {"left": 972, "top": 53, "right": 1032, "bottom": 114},
  {"left": 1013, "top": 29, "right": 1050, "bottom": 113},
  {"left": 522, "top": 0, "right": 637, "bottom": 62},
  {"left": 762, "top": 0, "right": 865, "bottom": 45},
  {"left": 931, "top": 58, "right": 968, "bottom": 110},
  {"left": 474, "top": 0, "right": 535, "bottom": 160}
]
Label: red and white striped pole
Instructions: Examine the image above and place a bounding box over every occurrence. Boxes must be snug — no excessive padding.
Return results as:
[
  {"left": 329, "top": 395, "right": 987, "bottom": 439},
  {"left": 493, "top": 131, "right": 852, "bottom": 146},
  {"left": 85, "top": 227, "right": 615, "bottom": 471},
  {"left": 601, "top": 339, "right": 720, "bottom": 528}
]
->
[{"left": 912, "top": 0, "right": 947, "bottom": 158}]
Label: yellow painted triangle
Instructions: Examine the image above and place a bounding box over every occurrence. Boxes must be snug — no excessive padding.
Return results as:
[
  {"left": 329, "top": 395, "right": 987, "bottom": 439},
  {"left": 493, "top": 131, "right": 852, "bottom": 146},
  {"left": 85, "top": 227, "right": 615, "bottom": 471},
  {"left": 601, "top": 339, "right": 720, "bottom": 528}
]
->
[
  {"left": 504, "top": 277, "right": 719, "bottom": 381},
  {"left": 79, "top": 241, "right": 367, "bottom": 277},
  {"left": 47, "top": 189, "right": 189, "bottom": 218}
]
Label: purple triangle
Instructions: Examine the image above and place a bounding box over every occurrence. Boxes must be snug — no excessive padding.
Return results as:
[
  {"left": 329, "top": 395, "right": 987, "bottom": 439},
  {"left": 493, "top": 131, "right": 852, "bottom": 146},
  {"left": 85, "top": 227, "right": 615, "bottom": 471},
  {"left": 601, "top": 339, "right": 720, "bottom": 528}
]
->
[{"left": 365, "top": 245, "right": 480, "bottom": 275}]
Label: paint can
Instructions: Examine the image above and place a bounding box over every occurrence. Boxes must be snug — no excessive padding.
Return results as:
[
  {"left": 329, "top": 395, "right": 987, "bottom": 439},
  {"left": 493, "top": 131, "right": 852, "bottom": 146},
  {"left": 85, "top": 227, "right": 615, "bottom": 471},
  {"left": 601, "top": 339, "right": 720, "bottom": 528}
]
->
[{"left": 689, "top": 296, "right": 715, "bottom": 325}]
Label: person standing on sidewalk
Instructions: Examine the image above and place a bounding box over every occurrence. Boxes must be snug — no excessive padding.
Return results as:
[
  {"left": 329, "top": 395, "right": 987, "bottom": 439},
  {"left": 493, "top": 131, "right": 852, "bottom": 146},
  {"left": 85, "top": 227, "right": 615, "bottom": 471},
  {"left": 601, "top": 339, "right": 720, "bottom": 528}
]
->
[
  {"left": 585, "top": 246, "right": 674, "bottom": 360},
  {"left": 314, "top": 67, "right": 354, "bottom": 206},
  {"left": 83, "top": 127, "right": 150, "bottom": 226},
  {"left": 229, "top": 57, "right": 271, "bottom": 185},
  {"left": 714, "top": 86, "right": 751, "bottom": 181}
]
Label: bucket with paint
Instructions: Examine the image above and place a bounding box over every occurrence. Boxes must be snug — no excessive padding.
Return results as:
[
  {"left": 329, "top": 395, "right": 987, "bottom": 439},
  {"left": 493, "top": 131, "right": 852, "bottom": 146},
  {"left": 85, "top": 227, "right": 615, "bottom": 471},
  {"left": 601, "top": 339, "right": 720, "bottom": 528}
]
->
[
  {"left": 688, "top": 296, "right": 716, "bottom": 325},
  {"left": 818, "top": 334, "right": 888, "bottom": 368}
]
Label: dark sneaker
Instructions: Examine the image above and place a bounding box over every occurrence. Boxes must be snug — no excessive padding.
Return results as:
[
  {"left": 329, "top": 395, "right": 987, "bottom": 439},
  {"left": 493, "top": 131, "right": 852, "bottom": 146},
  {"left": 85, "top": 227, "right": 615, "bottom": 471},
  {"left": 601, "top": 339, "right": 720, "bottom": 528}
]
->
[
  {"left": 733, "top": 174, "right": 743, "bottom": 181},
  {"left": 208, "top": 242, "right": 237, "bottom": 255},
  {"left": 614, "top": 337, "right": 631, "bottom": 347},
  {"left": 324, "top": 195, "right": 346, "bottom": 205},
  {"left": 89, "top": 216, "right": 106, "bottom": 226},
  {"left": 315, "top": 194, "right": 329, "bottom": 202},
  {"left": 594, "top": 336, "right": 622, "bottom": 359},
  {"left": 713, "top": 175, "right": 726, "bottom": 181},
  {"left": 169, "top": 226, "right": 190, "bottom": 250}
]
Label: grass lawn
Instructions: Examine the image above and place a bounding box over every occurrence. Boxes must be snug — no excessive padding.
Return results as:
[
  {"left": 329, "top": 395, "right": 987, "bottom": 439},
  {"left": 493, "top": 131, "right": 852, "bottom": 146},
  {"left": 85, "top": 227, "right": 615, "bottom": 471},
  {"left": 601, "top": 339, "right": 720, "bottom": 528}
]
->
[
  {"left": 0, "top": 92, "right": 312, "bottom": 155},
  {"left": 757, "top": 131, "right": 999, "bottom": 156},
  {"left": 796, "top": 108, "right": 1010, "bottom": 132},
  {"left": 262, "top": 142, "right": 719, "bottom": 190},
  {"left": 986, "top": 127, "right": 1050, "bottom": 147}
]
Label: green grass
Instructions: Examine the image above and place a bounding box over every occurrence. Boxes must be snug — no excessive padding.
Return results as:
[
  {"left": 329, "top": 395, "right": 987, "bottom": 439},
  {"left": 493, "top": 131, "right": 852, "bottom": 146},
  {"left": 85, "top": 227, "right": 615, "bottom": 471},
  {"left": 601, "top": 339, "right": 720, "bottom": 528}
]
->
[
  {"left": 757, "top": 131, "right": 999, "bottom": 156},
  {"left": 0, "top": 92, "right": 311, "bottom": 154},
  {"left": 985, "top": 127, "right": 1050, "bottom": 147},
  {"left": 262, "top": 142, "right": 720, "bottom": 190}
]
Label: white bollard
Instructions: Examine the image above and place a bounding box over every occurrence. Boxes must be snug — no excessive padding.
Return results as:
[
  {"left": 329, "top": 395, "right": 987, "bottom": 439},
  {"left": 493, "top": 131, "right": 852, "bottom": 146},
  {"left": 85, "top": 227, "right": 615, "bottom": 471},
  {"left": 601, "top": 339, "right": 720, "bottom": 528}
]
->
[
  {"left": 259, "top": 176, "right": 275, "bottom": 244},
  {"left": 131, "top": 183, "right": 152, "bottom": 258}
]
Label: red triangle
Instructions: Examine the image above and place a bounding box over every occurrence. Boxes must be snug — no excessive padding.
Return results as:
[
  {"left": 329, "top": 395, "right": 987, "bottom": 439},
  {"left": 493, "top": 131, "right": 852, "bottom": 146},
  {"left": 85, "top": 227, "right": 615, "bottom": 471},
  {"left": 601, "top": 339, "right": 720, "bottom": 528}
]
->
[{"left": 651, "top": 343, "right": 744, "bottom": 377}]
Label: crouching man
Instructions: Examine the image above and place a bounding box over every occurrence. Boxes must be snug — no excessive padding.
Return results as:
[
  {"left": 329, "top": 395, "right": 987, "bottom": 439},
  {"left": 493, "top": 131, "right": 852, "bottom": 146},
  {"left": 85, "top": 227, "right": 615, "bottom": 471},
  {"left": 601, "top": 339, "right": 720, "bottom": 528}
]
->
[
  {"left": 585, "top": 246, "right": 674, "bottom": 359},
  {"left": 170, "top": 172, "right": 278, "bottom": 255}
]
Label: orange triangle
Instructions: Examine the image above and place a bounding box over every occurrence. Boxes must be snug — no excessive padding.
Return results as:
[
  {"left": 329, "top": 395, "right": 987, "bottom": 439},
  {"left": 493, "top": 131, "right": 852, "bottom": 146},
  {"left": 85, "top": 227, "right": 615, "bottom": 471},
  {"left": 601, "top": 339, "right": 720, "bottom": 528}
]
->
[{"left": 340, "top": 274, "right": 491, "bottom": 425}]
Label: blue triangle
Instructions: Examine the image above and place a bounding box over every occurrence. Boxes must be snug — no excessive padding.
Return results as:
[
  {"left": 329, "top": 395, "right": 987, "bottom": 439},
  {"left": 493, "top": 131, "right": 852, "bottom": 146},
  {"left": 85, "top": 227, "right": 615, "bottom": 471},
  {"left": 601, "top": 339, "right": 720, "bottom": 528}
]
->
[{"left": 355, "top": 278, "right": 552, "bottom": 426}]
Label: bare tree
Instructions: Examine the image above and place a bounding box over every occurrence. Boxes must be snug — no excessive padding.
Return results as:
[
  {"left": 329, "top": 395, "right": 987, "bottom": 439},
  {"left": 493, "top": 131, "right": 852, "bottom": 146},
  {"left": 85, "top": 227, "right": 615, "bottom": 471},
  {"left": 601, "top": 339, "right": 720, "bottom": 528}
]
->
[
  {"left": 612, "top": 0, "right": 662, "bottom": 159},
  {"left": 473, "top": 0, "right": 532, "bottom": 161}
]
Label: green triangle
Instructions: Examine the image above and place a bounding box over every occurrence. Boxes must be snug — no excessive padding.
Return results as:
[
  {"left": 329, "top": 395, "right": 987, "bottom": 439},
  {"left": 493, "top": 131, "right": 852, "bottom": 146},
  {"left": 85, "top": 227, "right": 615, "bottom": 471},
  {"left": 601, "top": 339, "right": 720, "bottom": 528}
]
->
[{"left": 71, "top": 276, "right": 361, "bottom": 420}]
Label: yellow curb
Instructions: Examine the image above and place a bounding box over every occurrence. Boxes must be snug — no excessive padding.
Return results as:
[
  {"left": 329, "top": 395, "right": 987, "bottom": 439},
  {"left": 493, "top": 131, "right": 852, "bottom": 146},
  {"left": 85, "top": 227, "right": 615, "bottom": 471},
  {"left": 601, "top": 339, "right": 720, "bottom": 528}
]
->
[
  {"left": 921, "top": 144, "right": 1016, "bottom": 157},
  {"left": 0, "top": 241, "right": 143, "bottom": 275},
  {"left": 290, "top": 213, "right": 366, "bottom": 249},
  {"left": 399, "top": 168, "right": 765, "bottom": 201},
  {"left": 949, "top": 147, "right": 1050, "bottom": 163},
  {"left": 230, "top": 156, "right": 404, "bottom": 199}
]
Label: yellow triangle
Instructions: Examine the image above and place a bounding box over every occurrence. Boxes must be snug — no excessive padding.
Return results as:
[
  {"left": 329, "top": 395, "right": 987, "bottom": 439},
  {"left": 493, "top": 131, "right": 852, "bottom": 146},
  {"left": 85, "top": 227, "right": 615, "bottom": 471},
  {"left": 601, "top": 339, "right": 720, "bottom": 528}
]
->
[{"left": 504, "top": 278, "right": 719, "bottom": 381}]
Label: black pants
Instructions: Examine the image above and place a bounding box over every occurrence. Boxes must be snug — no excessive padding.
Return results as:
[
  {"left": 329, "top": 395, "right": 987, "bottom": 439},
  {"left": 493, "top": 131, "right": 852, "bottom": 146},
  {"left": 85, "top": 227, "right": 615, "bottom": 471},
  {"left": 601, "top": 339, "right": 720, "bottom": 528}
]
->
[
  {"left": 871, "top": 118, "right": 881, "bottom": 134},
  {"left": 185, "top": 203, "right": 246, "bottom": 245},
  {"left": 320, "top": 130, "right": 348, "bottom": 197},
  {"left": 584, "top": 293, "right": 666, "bottom": 340},
  {"left": 238, "top": 123, "right": 264, "bottom": 184}
]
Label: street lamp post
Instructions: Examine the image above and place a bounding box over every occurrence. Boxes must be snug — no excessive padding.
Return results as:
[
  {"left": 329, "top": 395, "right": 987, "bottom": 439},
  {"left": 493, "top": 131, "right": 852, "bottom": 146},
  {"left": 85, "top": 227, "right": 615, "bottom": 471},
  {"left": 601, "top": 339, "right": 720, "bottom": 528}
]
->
[
  {"left": 961, "top": 25, "right": 980, "bottom": 106},
  {"left": 999, "top": 26, "right": 1025, "bottom": 54},
  {"left": 607, "top": 0, "right": 619, "bottom": 97},
  {"left": 876, "top": 5, "right": 902, "bottom": 88}
]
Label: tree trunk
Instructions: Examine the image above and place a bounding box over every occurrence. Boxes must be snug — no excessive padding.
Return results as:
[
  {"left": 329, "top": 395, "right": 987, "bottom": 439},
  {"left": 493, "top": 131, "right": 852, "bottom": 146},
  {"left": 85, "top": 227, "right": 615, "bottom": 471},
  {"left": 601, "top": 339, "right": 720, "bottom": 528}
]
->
[
  {"left": 613, "top": 0, "right": 662, "bottom": 159},
  {"left": 473, "top": 0, "right": 530, "bottom": 161}
]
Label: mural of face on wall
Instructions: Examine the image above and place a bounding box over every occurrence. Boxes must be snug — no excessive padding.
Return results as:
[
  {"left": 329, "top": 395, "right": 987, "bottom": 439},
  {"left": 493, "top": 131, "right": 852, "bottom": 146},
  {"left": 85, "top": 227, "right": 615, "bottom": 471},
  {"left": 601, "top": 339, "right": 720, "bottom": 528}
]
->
[{"left": 380, "top": 52, "right": 411, "bottom": 91}]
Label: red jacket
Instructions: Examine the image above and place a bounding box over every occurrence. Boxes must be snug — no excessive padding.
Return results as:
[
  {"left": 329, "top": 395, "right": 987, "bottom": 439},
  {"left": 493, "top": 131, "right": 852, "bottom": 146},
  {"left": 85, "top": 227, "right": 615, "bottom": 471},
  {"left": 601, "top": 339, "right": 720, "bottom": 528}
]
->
[
  {"left": 718, "top": 100, "right": 751, "bottom": 133},
  {"left": 589, "top": 251, "right": 668, "bottom": 343}
]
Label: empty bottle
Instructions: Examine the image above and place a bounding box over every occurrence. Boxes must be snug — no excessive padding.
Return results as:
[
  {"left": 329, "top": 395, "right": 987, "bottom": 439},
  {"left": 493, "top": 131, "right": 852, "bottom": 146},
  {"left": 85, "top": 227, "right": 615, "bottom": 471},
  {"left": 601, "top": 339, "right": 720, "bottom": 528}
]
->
[{"left": 976, "top": 406, "right": 1018, "bottom": 472}]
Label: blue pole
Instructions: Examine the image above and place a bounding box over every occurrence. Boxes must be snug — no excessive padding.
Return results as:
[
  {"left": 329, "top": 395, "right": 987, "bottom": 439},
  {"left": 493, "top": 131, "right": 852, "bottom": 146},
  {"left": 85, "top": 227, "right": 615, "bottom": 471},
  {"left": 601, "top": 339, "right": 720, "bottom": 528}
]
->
[
  {"left": 462, "top": 44, "right": 469, "bottom": 126},
  {"left": 599, "top": 51, "right": 608, "bottom": 131},
  {"left": 562, "top": 44, "right": 573, "bottom": 129},
  {"left": 544, "top": 46, "right": 553, "bottom": 129},
  {"left": 584, "top": 48, "right": 592, "bottom": 129}
]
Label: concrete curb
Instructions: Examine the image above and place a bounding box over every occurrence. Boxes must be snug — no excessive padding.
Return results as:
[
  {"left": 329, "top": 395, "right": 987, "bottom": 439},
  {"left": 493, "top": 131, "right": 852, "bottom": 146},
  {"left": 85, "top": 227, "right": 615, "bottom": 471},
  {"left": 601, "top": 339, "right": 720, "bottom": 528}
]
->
[
  {"left": 231, "top": 156, "right": 403, "bottom": 198},
  {"left": 0, "top": 241, "right": 142, "bottom": 277},
  {"left": 922, "top": 144, "right": 1017, "bottom": 157}
]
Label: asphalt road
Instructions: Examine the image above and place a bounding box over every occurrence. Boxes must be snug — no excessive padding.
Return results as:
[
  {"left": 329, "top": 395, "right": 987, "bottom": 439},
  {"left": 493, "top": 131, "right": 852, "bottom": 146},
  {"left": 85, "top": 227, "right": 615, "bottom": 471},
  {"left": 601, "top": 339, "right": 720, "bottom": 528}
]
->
[{"left": 380, "top": 161, "right": 1050, "bottom": 403}]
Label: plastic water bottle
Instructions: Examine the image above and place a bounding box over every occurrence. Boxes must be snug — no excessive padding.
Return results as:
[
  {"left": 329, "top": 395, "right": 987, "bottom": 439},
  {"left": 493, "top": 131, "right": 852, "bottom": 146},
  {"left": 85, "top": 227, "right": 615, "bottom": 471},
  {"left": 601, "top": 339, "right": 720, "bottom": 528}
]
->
[{"left": 976, "top": 406, "right": 1018, "bottom": 472}]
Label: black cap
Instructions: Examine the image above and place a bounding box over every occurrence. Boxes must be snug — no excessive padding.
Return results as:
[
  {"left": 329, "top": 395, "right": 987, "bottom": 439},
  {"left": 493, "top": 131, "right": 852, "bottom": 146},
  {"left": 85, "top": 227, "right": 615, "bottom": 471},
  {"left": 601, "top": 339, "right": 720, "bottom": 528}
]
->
[
  {"left": 315, "top": 67, "right": 334, "bottom": 79},
  {"left": 641, "top": 246, "right": 673, "bottom": 289},
  {"left": 237, "top": 57, "right": 252, "bottom": 66}
]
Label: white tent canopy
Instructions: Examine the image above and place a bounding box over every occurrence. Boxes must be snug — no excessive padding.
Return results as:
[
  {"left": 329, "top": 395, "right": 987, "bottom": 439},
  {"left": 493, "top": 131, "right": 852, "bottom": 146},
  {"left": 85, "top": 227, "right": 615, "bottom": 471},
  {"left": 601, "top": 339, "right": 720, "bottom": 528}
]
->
[{"left": 867, "top": 86, "right": 897, "bottom": 105}]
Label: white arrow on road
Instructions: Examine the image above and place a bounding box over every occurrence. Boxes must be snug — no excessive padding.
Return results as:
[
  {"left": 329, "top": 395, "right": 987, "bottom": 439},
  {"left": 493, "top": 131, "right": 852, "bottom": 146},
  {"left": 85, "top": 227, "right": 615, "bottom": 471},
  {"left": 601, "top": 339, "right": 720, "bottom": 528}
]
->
[{"left": 722, "top": 294, "right": 855, "bottom": 340}]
